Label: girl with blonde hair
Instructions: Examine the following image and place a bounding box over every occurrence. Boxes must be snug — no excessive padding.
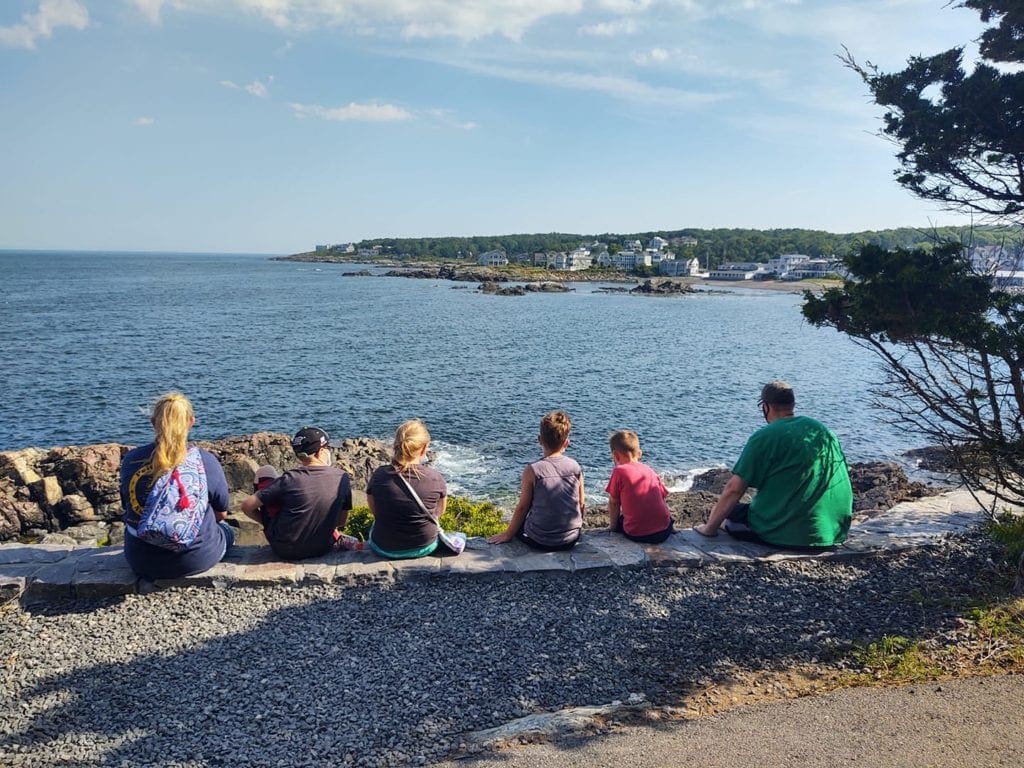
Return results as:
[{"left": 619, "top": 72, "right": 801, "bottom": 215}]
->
[
  {"left": 119, "top": 392, "right": 234, "bottom": 579},
  {"left": 366, "top": 419, "right": 453, "bottom": 558}
]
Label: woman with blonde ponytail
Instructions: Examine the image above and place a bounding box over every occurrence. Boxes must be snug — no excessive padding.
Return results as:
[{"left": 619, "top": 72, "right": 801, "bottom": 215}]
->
[
  {"left": 366, "top": 419, "right": 451, "bottom": 559},
  {"left": 119, "top": 392, "right": 234, "bottom": 579}
]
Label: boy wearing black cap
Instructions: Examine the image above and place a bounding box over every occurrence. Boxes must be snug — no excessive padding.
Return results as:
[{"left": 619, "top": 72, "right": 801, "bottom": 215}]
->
[
  {"left": 695, "top": 380, "right": 853, "bottom": 549},
  {"left": 241, "top": 427, "right": 352, "bottom": 560}
]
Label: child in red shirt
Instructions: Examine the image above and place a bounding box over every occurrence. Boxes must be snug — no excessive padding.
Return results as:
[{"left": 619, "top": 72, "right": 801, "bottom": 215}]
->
[{"left": 605, "top": 430, "right": 674, "bottom": 544}]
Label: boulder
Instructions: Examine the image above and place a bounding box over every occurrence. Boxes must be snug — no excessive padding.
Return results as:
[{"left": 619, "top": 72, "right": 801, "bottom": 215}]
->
[
  {"left": 524, "top": 282, "right": 571, "bottom": 293},
  {"left": 55, "top": 494, "right": 96, "bottom": 525},
  {"left": 630, "top": 279, "right": 693, "bottom": 295},
  {"left": 0, "top": 449, "right": 45, "bottom": 486},
  {"left": 848, "top": 461, "right": 935, "bottom": 516},
  {"left": 30, "top": 475, "right": 63, "bottom": 509}
]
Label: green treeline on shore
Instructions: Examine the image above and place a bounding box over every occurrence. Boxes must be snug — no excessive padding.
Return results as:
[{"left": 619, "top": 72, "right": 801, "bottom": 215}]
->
[{"left": 331, "top": 225, "right": 1019, "bottom": 267}]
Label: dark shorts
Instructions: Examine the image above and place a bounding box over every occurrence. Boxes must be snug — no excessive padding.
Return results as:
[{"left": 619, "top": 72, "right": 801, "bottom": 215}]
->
[
  {"left": 515, "top": 526, "right": 580, "bottom": 552},
  {"left": 723, "top": 503, "right": 834, "bottom": 552},
  {"left": 612, "top": 517, "right": 674, "bottom": 544}
]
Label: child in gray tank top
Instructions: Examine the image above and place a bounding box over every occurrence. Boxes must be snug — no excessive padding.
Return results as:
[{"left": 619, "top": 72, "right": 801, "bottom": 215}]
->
[{"left": 488, "top": 410, "right": 585, "bottom": 551}]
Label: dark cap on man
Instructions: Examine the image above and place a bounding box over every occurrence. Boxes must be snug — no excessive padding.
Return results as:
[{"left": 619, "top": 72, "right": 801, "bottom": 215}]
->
[
  {"left": 759, "top": 380, "right": 795, "bottom": 407},
  {"left": 291, "top": 426, "right": 329, "bottom": 455}
]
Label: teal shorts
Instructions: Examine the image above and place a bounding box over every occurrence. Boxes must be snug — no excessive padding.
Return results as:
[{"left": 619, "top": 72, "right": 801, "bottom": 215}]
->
[{"left": 367, "top": 528, "right": 440, "bottom": 560}]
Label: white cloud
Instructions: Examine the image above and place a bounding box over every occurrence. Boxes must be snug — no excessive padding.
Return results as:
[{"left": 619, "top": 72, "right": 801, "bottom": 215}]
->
[
  {"left": 0, "top": 0, "right": 89, "bottom": 50},
  {"left": 425, "top": 108, "right": 478, "bottom": 130},
  {"left": 579, "top": 17, "right": 637, "bottom": 36},
  {"left": 245, "top": 76, "right": 273, "bottom": 97},
  {"left": 131, "top": 0, "right": 165, "bottom": 25},
  {"left": 289, "top": 101, "right": 414, "bottom": 122},
  {"left": 119, "top": 0, "right": 588, "bottom": 41},
  {"left": 458, "top": 61, "right": 728, "bottom": 108},
  {"left": 633, "top": 47, "right": 672, "bottom": 65},
  {"left": 595, "top": 0, "right": 653, "bottom": 11},
  {"left": 220, "top": 76, "right": 273, "bottom": 96},
  {"left": 133, "top": 116, "right": 156, "bottom": 126}
]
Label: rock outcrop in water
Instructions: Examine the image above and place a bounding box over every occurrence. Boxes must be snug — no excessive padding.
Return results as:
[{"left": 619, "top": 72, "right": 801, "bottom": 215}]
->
[
  {"left": 629, "top": 279, "right": 694, "bottom": 295},
  {"left": 0, "top": 434, "right": 389, "bottom": 544}
]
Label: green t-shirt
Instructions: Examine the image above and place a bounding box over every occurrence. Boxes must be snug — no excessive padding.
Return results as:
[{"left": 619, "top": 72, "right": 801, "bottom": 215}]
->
[{"left": 732, "top": 415, "right": 853, "bottom": 547}]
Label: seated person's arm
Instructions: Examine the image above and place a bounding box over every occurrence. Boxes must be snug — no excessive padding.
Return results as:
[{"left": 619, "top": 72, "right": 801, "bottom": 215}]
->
[
  {"left": 578, "top": 474, "right": 586, "bottom": 517},
  {"left": 240, "top": 493, "right": 263, "bottom": 523},
  {"left": 334, "top": 480, "right": 353, "bottom": 531},
  {"left": 488, "top": 466, "right": 535, "bottom": 544},
  {"left": 607, "top": 495, "right": 621, "bottom": 531},
  {"left": 203, "top": 452, "right": 231, "bottom": 521},
  {"left": 335, "top": 506, "right": 351, "bottom": 532},
  {"left": 695, "top": 474, "right": 748, "bottom": 537}
]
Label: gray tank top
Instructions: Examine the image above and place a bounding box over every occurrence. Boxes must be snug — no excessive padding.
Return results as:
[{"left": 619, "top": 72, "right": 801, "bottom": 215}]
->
[{"left": 523, "top": 455, "right": 583, "bottom": 546}]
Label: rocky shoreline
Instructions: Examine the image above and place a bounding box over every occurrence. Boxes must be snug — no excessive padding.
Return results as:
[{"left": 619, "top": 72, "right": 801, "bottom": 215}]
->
[
  {"left": 280, "top": 254, "right": 842, "bottom": 296},
  {"left": 1, "top": 435, "right": 940, "bottom": 546}
]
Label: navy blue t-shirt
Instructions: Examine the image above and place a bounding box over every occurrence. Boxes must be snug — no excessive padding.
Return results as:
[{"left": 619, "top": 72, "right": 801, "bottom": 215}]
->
[{"left": 119, "top": 442, "right": 230, "bottom": 579}]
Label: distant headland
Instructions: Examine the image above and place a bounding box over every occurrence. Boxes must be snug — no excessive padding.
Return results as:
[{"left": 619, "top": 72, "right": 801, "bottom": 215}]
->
[{"left": 278, "top": 225, "right": 1012, "bottom": 291}]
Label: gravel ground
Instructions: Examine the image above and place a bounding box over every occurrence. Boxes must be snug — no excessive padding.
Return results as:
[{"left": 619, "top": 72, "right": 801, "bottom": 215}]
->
[{"left": 0, "top": 533, "right": 1008, "bottom": 767}]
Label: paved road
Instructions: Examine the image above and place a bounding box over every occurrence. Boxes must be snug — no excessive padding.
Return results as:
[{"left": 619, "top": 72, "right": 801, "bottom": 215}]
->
[{"left": 439, "top": 675, "right": 1024, "bottom": 768}]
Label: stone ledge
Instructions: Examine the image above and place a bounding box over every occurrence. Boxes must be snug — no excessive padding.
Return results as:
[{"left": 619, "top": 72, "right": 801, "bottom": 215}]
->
[{"left": 0, "top": 491, "right": 992, "bottom": 604}]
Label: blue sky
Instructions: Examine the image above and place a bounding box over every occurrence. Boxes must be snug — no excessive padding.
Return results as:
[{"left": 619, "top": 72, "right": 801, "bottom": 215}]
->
[{"left": 0, "top": 0, "right": 986, "bottom": 253}]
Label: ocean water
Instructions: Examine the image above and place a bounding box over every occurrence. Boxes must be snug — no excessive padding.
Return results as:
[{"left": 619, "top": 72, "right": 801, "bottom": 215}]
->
[{"left": 1, "top": 250, "right": 913, "bottom": 504}]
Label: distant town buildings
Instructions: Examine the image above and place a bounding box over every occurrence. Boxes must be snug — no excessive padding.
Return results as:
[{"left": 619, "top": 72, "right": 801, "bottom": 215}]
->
[
  {"left": 312, "top": 234, "right": 851, "bottom": 283},
  {"left": 315, "top": 243, "right": 356, "bottom": 253}
]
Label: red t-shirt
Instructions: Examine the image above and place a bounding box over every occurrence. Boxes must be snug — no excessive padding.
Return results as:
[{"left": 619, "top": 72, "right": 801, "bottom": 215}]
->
[{"left": 605, "top": 461, "right": 671, "bottom": 537}]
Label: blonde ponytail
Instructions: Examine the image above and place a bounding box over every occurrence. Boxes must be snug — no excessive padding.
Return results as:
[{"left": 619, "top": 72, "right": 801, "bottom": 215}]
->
[
  {"left": 392, "top": 419, "right": 430, "bottom": 474},
  {"left": 148, "top": 392, "right": 194, "bottom": 478}
]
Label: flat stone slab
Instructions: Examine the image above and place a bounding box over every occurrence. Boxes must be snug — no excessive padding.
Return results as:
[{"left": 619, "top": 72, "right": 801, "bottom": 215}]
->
[
  {"left": 0, "top": 544, "right": 77, "bottom": 565},
  {"left": 4, "top": 489, "right": 989, "bottom": 602}
]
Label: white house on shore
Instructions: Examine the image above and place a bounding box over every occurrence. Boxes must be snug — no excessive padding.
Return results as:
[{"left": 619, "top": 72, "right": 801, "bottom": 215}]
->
[
  {"left": 785, "top": 259, "right": 842, "bottom": 280},
  {"left": 766, "top": 254, "right": 810, "bottom": 275},
  {"left": 478, "top": 249, "right": 508, "bottom": 267},
  {"left": 552, "top": 246, "right": 593, "bottom": 271},
  {"left": 994, "top": 270, "right": 1024, "bottom": 288},
  {"left": 660, "top": 257, "right": 700, "bottom": 277},
  {"left": 970, "top": 245, "right": 1024, "bottom": 273},
  {"left": 708, "top": 262, "right": 765, "bottom": 280}
]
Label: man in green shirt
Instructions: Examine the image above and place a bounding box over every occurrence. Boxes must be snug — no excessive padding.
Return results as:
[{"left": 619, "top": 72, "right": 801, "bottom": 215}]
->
[{"left": 695, "top": 380, "right": 853, "bottom": 548}]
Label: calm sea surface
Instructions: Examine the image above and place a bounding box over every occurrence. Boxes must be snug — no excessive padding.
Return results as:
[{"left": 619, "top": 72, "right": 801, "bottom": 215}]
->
[{"left": 1, "top": 250, "right": 914, "bottom": 503}]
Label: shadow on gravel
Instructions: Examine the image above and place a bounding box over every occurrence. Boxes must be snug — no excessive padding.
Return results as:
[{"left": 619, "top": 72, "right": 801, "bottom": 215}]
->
[
  {"left": 18, "top": 595, "right": 127, "bottom": 617},
  {"left": 0, "top": 535, "right": 1008, "bottom": 767}
]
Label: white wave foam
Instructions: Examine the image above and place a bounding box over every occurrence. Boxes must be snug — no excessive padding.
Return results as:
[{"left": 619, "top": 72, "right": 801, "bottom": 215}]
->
[
  {"left": 660, "top": 465, "right": 724, "bottom": 493},
  {"left": 429, "top": 440, "right": 513, "bottom": 499}
]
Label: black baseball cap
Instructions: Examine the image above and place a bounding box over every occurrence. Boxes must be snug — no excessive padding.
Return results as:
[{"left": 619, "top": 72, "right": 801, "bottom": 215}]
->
[
  {"left": 291, "top": 426, "right": 329, "bottom": 455},
  {"left": 758, "top": 380, "right": 795, "bottom": 407}
]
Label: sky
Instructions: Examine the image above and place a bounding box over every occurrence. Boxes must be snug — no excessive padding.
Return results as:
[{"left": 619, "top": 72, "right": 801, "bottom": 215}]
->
[{"left": 0, "top": 0, "right": 989, "bottom": 253}]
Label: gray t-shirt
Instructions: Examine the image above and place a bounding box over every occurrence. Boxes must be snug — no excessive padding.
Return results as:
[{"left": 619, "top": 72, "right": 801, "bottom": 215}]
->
[
  {"left": 367, "top": 464, "right": 447, "bottom": 553},
  {"left": 523, "top": 455, "right": 582, "bottom": 547},
  {"left": 256, "top": 465, "right": 352, "bottom": 560}
]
